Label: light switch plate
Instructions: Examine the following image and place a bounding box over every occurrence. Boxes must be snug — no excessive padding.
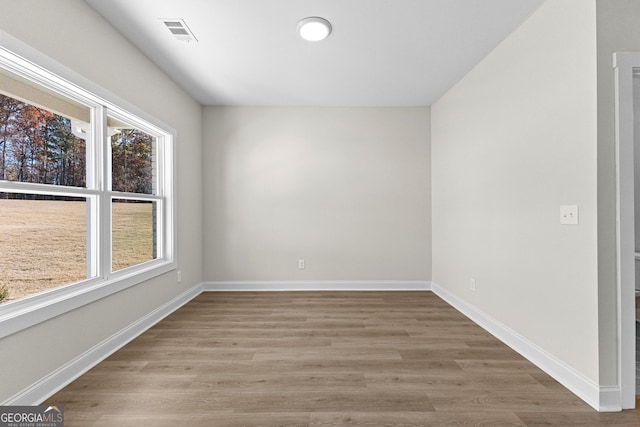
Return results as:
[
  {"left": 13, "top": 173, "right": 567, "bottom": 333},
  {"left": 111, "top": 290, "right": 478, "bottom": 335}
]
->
[{"left": 560, "top": 205, "right": 579, "bottom": 225}]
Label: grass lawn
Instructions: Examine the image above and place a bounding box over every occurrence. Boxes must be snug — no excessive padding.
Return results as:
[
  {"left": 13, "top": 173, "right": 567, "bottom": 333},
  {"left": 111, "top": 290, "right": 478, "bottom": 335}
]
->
[{"left": 0, "top": 199, "right": 153, "bottom": 303}]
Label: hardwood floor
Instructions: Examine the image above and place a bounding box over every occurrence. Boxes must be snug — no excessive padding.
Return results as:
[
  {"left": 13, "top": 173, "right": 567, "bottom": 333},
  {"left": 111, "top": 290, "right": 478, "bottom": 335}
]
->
[{"left": 46, "top": 292, "right": 640, "bottom": 426}]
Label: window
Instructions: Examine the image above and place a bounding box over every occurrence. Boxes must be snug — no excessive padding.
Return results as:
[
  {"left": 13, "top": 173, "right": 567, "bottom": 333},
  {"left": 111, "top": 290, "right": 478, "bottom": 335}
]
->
[
  {"left": 0, "top": 42, "right": 174, "bottom": 335},
  {"left": 107, "top": 116, "right": 161, "bottom": 272},
  {"left": 0, "top": 194, "right": 88, "bottom": 301}
]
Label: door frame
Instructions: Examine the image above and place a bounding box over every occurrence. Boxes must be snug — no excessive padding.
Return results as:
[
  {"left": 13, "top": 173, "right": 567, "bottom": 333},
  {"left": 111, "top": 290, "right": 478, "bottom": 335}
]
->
[{"left": 613, "top": 52, "right": 640, "bottom": 409}]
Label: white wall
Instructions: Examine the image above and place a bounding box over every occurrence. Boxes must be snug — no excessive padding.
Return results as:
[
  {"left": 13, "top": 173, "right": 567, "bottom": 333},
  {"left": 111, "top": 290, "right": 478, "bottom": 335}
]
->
[
  {"left": 432, "top": 0, "right": 599, "bottom": 384},
  {"left": 203, "top": 107, "right": 431, "bottom": 283},
  {"left": 0, "top": 0, "right": 203, "bottom": 402},
  {"left": 635, "top": 74, "right": 640, "bottom": 291}
]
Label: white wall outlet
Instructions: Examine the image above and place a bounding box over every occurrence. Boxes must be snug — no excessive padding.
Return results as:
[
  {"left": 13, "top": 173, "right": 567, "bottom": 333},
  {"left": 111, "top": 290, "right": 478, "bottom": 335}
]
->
[
  {"left": 177, "top": 270, "right": 182, "bottom": 283},
  {"left": 470, "top": 278, "right": 476, "bottom": 291},
  {"left": 560, "top": 205, "right": 579, "bottom": 225},
  {"left": 298, "top": 259, "right": 305, "bottom": 269}
]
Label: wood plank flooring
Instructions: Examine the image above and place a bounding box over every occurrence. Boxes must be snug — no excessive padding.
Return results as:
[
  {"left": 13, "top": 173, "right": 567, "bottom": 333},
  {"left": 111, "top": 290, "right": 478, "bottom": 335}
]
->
[{"left": 45, "top": 292, "right": 640, "bottom": 426}]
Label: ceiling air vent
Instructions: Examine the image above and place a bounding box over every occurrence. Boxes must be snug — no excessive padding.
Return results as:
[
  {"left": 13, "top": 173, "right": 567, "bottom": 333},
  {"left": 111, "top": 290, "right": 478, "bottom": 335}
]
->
[{"left": 161, "top": 19, "right": 198, "bottom": 43}]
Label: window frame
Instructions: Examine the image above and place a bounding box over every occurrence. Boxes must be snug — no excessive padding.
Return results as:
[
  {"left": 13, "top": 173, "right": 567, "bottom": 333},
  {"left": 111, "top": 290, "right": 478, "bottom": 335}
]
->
[{"left": 0, "top": 34, "right": 176, "bottom": 339}]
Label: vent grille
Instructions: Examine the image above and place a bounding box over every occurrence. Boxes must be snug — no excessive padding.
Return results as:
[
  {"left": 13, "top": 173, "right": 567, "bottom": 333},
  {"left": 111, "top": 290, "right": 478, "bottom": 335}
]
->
[
  {"left": 160, "top": 19, "right": 197, "bottom": 43},
  {"left": 169, "top": 27, "right": 189, "bottom": 36}
]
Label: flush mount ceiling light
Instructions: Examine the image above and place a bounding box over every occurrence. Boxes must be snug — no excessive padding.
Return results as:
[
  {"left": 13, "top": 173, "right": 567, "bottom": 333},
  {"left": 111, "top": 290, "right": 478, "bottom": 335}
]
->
[{"left": 297, "top": 17, "right": 332, "bottom": 42}]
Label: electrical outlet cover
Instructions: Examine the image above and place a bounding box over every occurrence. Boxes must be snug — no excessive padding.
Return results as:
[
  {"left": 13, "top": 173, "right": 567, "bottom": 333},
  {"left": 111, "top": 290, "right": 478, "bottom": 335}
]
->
[{"left": 560, "top": 205, "right": 579, "bottom": 225}]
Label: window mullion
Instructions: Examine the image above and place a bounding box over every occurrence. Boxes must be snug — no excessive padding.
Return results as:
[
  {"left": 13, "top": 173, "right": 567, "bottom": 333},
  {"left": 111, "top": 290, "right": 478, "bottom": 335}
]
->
[
  {"left": 94, "top": 105, "right": 111, "bottom": 279},
  {"left": 86, "top": 106, "right": 102, "bottom": 280},
  {"left": 0, "top": 181, "right": 98, "bottom": 197}
]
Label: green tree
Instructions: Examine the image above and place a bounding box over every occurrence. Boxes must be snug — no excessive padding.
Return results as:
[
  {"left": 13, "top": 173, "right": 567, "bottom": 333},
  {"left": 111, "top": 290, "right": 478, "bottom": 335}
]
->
[
  {"left": 41, "top": 115, "right": 86, "bottom": 187},
  {"left": 111, "top": 129, "right": 153, "bottom": 194},
  {"left": 0, "top": 94, "right": 23, "bottom": 181},
  {"left": 12, "top": 103, "right": 52, "bottom": 184}
]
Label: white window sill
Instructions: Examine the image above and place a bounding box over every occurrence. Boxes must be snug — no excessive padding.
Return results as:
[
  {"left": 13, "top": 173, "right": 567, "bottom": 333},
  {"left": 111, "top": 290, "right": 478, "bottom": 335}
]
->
[{"left": 0, "top": 260, "right": 176, "bottom": 339}]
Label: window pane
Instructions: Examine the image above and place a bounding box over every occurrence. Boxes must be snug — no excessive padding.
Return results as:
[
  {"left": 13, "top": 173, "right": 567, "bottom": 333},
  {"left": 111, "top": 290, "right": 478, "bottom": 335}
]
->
[
  {"left": 0, "top": 193, "right": 87, "bottom": 304},
  {"left": 109, "top": 116, "right": 156, "bottom": 195},
  {"left": 0, "top": 93, "right": 88, "bottom": 187},
  {"left": 0, "top": 66, "right": 91, "bottom": 188},
  {"left": 112, "top": 199, "right": 157, "bottom": 271}
]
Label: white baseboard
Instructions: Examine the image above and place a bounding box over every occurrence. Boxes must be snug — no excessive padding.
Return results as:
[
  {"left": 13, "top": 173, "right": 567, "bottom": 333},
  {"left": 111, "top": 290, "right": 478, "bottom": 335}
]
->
[
  {"left": 598, "top": 386, "right": 623, "bottom": 412},
  {"left": 2, "top": 283, "right": 203, "bottom": 406},
  {"left": 430, "top": 281, "right": 618, "bottom": 412},
  {"left": 203, "top": 280, "right": 432, "bottom": 292},
  {"left": 4, "top": 280, "right": 616, "bottom": 412},
  {"left": 3, "top": 280, "right": 428, "bottom": 405}
]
